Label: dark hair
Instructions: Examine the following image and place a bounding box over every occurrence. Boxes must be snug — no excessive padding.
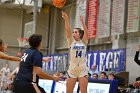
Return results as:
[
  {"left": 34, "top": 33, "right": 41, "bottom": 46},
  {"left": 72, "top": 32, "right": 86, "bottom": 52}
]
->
[
  {"left": 28, "top": 34, "right": 42, "bottom": 48},
  {"left": 108, "top": 72, "right": 115, "bottom": 77},
  {"left": 0, "top": 39, "right": 3, "bottom": 45},
  {"left": 101, "top": 72, "right": 106, "bottom": 76},
  {"left": 88, "top": 73, "right": 91, "bottom": 77},
  {"left": 93, "top": 73, "right": 98, "bottom": 77},
  {"left": 74, "top": 28, "right": 84, "bottom": 39}
]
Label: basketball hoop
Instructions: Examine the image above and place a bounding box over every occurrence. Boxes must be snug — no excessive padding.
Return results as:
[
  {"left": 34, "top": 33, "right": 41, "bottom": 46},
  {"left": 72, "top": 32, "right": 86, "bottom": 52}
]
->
[{"left": 17, "top": 37, "right": 29, "bottom": 47}]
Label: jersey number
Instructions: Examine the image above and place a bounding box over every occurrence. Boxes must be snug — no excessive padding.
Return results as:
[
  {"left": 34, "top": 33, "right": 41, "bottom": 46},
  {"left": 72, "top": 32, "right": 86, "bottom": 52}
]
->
[
  {"left": 21, "top": 53, "right": 28, "bottom": 62},
  {"left": 76, "top": 51, "right": 82, "bottom": 58}
]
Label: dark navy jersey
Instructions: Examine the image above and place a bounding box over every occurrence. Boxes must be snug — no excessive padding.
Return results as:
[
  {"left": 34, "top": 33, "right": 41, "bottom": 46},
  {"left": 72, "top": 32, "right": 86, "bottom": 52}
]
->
[{"left": 16, "top": 47, "right": 43, "bottom": 83}]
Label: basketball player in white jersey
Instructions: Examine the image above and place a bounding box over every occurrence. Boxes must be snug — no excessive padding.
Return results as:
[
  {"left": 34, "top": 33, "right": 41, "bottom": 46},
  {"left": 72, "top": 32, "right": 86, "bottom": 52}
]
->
[
  {"left": 0, "top": 63, "right": 11, "bottom": 91},
  {"left": 62, "top": 11, "right": 89, "bottom": 93}
]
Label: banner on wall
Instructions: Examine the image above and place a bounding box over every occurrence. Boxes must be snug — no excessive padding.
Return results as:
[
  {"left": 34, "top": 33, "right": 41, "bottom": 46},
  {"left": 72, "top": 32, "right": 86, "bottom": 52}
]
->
[
  {"left": 97, "top": 0, "right": 111, "bottom": 38},
  {"left": 43, "top": 53, "right": 69, "bottom": 72},
  {"left": 75, "top": 0, "right": 87, "bottom": 29},
  {"left": 43, "top": 49, "right": 125, "bottom": 72},
  {"left": 87, "top": 0, "right": 98, "bottom": 38},
  {"left": 86, "top": 49, "right": 125, "bottom": 72},
  {"left": 111, "top": 0, "right": 125, "bottom": 35},
  {"left": 127, "top": 0, "right": 140, "bottom": 33}
]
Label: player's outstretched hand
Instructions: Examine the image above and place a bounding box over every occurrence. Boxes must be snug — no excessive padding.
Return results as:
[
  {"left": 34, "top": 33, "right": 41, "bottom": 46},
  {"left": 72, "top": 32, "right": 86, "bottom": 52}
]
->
[
  {"left": 53, "top": 76, "right": 63, "bottom": 82},
  {"left": 133, "top": 80, "right": 140, "bottom": 87},
  {"left": 43, "top": 57, "right": 51, "bottom": 62},
  {"left": 61, "top": 11, "right": 68, "bottom": 20}
]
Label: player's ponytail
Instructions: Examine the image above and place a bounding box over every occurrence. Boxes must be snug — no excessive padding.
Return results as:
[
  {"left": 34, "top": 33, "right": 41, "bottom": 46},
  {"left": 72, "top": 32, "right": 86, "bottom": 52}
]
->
[{"left": 79, "top": 29, "right": 84, "bottom": 39}]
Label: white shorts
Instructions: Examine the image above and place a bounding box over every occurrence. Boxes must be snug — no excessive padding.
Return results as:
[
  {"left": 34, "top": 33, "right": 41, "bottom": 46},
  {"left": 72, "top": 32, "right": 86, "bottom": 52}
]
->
[
  {"left": 7, "top": 80, "right": 13, "bottom": 84},
  {"left": 67, "top": 64, "right": 89, "bottom": 78},
  {"left": 1, "top": 76, "right": 8, "bottom": 82}
]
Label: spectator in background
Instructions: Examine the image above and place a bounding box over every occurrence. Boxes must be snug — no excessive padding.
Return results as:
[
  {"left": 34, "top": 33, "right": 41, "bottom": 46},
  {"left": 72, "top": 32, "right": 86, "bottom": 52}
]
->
[
  {"left": 60, "top": 71, "right": 64, "bottom": 77},
  {"left": 108, "top": 72, "right": 115, "bottom": 80},
  {"left": 53, "top": 71, "right": 60, "bottom": 77},
  {"left": 92, "top": 73, "right": 98, "bottom": 79},
  {"left": 133, "top": 45, "right": 140, "bottom": 87},
  {"left": 134, "top": 45, "right": 140, "bottom": 66},
  {"left": 89, "top": 64, "right": 99, "bottom": 75},
  {"left": 59, "top": 71, "right": 67, "bottom": 80},
  {"left": 100, "top": 72, "right": 107, "bottom": 79}
]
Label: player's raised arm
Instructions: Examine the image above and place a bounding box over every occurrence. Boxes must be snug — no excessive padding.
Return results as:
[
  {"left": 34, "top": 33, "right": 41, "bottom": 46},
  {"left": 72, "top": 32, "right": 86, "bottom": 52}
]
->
[
  {"left": 61, "top": 11, "right": 71, "bottom": 39},
  {"left": 80, "top": 15, "right": 89, "bottom": 42}
]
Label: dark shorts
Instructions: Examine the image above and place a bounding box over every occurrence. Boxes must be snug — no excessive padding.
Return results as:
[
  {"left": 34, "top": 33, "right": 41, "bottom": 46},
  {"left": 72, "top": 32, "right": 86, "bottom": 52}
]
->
[{"left": 14, "top": 80, "right": 46, "bottom": 93}]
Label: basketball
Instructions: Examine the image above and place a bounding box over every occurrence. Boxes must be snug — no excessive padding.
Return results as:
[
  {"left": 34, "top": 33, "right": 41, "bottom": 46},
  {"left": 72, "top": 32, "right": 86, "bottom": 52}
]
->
[{"left": 53, "top": 0, "right": 66, "bottom": 8}]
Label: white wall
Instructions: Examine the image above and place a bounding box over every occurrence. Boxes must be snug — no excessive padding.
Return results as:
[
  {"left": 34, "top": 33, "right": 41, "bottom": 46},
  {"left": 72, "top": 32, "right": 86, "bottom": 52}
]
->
[
  {"left": 0, "top": 7, "right": 50, "bottom": 70},
  {"left": 126, "top": 37, "right": 140, "bottom": 82}
]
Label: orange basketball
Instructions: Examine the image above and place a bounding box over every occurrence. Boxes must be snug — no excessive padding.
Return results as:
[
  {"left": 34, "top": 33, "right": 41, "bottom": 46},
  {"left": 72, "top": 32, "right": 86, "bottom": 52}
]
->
[{"left": 53, "top": 0, "right": 66, "bottom": 8}]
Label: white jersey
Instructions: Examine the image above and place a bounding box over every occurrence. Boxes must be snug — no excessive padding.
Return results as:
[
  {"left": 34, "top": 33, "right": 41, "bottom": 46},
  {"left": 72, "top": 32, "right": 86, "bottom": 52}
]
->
[
  {"left": 1, "top": 67, "right": 10, "bottom": 82},
  {"left": 67, "top": 38, "right": 88, "bottom": 78},
  {"left": 67, "top": 38, "right": 87, "bottom": 66},
  {"left": 1, "top": 67, "right": 10, "bottom": 77}
]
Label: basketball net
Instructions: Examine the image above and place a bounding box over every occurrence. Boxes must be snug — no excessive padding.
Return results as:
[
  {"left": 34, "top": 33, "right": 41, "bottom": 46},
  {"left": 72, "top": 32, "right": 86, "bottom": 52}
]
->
[{"left": 17, "top": 37, "right": 28, "bottom": 47}]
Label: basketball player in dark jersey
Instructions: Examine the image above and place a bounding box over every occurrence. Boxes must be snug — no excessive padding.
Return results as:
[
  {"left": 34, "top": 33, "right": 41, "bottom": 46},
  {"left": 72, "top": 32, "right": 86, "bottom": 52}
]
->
[
  {"left": 133, "top": 45, "right": 140, "bottom": 87},
  {"left": 14, "top": 34, "right": 61, "bottom": 93},
  {"left": 134, "top": 45, "right": 140, "bottom": 66}
]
